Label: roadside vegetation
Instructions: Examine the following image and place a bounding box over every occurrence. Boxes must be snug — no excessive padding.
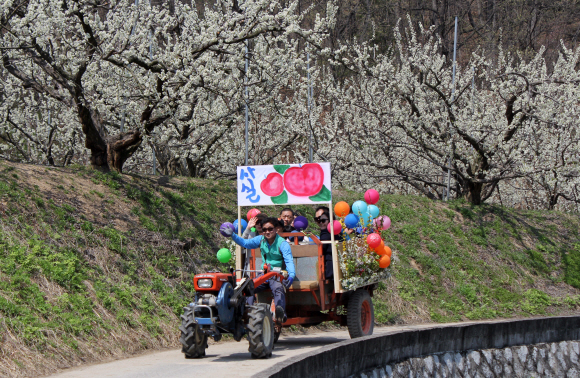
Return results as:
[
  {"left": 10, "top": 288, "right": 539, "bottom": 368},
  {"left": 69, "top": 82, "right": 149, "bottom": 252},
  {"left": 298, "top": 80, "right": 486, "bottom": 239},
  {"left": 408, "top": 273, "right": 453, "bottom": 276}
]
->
[{"left": 0, "top": 160, "right": 579, "bottom": 377}]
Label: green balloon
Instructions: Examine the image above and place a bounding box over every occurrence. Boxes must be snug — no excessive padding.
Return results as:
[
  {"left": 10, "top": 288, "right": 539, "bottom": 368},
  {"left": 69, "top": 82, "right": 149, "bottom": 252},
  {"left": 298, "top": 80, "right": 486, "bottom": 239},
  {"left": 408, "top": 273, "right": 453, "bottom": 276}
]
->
[
  {"left": 217, "top": 248, "right": 231, "bottom": 263},
  {"left": 251, "top": 227, "right": 256, "bottom": 232}
]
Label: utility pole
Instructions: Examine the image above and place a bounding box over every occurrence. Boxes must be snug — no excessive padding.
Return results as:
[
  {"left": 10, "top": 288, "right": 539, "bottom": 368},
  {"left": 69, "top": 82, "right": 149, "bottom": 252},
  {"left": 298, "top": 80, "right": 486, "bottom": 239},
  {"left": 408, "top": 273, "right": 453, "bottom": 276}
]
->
[
  {"left": 446, "top": 16, "right": 458, "bottom": 201},
  {"left": 148, "top": 0, "right": 156, "bottom": 175},
  {"left": 471, "top": 66, "right": 475, "bottom": 113},
  {"left": 244, "top": 41, "right": 249, "bottom": 166},
  {"left": 307, "top": 43, "right": 312, "bottom": 163},
  {"left": 121, "top": 0, "right": 139, "bottom": 133}
]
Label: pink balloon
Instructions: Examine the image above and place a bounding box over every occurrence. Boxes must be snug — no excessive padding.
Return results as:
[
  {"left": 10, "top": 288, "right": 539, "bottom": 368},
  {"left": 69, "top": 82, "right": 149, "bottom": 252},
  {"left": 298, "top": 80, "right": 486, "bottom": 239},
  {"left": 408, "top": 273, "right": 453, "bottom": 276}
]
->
[
  {"left": 364, "top": 189, "right": 380, "bottom": 205},
  {"left": 374, "top": 215, "right": 391, "bottom": 230},
  {"left": 246, "top": 208, "right": 261, "bottom": 221},
  {"left": 327, "top": 220, "right": 342, "bottom": 235},
  {"left": 366, "top": 233, "right": 382, "bottom": 249}
]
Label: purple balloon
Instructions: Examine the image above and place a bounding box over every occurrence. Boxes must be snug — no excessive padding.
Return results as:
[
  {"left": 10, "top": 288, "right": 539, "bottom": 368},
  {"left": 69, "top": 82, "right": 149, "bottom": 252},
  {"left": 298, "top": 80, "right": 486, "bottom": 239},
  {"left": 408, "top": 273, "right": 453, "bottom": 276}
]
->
[
  {"left": 293, "top": 216, "right": 308, "bottom": 231},
  {"left": 374, "top": 216, "right": 391, "bottom": 231},
  {"left": 220, "top": 222, "right": 235, "bottom": 236}
]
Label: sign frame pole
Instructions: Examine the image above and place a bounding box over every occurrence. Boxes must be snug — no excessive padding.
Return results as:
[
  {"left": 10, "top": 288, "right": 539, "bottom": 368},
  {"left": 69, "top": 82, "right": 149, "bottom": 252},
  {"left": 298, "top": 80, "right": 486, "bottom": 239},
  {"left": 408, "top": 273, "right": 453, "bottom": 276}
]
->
[{"left": 236, "top": 205, "right": 242, "bottom": 279}]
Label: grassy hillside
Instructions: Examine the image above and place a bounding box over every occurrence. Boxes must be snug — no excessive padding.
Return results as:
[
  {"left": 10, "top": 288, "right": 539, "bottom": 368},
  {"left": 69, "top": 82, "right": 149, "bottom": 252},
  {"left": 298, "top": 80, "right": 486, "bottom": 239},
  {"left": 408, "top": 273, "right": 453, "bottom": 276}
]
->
[{"left": 0, "top": 160, "right": 579, "bottom": 377}]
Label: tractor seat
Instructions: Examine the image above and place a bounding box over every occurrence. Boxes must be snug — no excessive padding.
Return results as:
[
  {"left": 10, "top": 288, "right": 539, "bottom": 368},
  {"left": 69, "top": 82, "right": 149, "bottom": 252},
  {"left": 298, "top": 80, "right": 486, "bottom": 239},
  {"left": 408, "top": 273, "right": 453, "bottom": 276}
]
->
[{"left": 290, "top": 280, "right": 319, "bottom": 290}]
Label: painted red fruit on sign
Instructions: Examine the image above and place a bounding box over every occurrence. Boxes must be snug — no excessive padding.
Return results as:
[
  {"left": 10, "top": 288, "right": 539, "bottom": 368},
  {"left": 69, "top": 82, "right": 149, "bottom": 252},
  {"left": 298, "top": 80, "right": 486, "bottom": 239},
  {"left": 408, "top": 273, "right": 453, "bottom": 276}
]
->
[
  {"left": 283, "top": 163, "right": 324, "bottom": 197},
  {"left": 261, "top": 172, "right": 285, "bottom": 197}
]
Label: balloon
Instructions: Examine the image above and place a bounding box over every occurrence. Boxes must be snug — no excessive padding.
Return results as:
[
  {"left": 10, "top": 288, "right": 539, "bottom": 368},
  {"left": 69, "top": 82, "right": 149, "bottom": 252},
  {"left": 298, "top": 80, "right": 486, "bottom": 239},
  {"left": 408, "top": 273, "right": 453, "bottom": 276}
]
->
[
  {"left": 352, "top": 200, "right": 368, "bottom": 216},
  {"left": 373, "top": 240, "right": 385, "bottom": 254},
  {"left": 344, "top": 214, "right": 359, "bottom": 229},
  {"left": 383, "top": 245, "right": 392, "bottom": 257},
  {"left": 219, "top": 222, "right": 234, "bottom": 237},
  {"left": 334, "top": 201, "right": 350, "bottom": 217},
  {"left": 367, "top": 204, "right": 380, "bottom": 219},
  {"left": 379, "top": 254, "right": 391, "bottom": 268},
  {"left": 327, "top": 220, "right": 342, "bottom": 235},
  {"left": 366, "top": 233, "right": 382, "bottom": 249},
  {"left": 374, "top": 215, "right": 391, "bottom": 231},
  {"left": 217, "top": 248, "right": 232, "bottom": 263},
  {"left": 293, "top": 216, "right": 308, "bottom": 231},
  {"left": 364, "top": 189, "right": 380, "bottom": 204},
  {"left": 247, "top": 208, "right": 261, "bottom": 221},
  {"left": 233, "top": 219, "right": 248, "bottom": 233},
  {"left": 358, "top": 212, "right": 373, "bottom": 227}
]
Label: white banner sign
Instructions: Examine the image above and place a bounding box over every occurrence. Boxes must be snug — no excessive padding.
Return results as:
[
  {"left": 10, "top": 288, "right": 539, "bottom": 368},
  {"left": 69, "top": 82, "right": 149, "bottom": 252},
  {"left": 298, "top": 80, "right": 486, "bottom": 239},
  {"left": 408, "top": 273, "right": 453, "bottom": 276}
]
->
[{"left": 237, "top": 163, "right": 332, "bottom": 206}]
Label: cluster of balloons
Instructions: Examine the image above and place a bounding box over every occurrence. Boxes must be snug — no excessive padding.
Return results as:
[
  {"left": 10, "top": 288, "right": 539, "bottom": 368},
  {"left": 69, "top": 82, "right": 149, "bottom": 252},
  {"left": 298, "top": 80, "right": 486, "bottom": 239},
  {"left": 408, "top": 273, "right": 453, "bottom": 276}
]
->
[
  {"left": 246, "top": 208, "right": 261, "bottom": 220},
  {"left": 217, "top": 215, "right": 252, "bottom": 264},
  {"left": 333, "top": 189, "right": 392, "bottom": 269},
  {"left": 217, "top": 248, "right": 232, "bottom": 263}
]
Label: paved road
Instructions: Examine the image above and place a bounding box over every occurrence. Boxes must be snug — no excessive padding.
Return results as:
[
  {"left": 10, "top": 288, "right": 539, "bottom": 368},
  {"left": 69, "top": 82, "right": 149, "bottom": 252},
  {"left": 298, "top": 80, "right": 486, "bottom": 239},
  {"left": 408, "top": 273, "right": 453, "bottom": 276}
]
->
[{"left": 47, "top": 323, "right": 444, "bottom": 378}]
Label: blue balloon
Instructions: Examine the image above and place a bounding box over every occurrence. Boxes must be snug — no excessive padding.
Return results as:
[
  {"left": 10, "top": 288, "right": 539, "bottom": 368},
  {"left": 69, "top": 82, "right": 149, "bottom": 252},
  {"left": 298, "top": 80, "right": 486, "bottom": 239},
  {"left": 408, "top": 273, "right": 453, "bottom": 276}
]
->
[
  {"left": 352, "top": 200, "right": 368, "bottom": 217},
  {"left": 368, "top": 204, "right": 380, "bottom": 218},
  {"left": 358, "top": 212, "right": 373, "bottom": 227},
  {"left": 344, "top": 213, "right": 359, "bottom": 229},
  {"left": 233, "top": 219, "right": 248, "bottom": 234}
]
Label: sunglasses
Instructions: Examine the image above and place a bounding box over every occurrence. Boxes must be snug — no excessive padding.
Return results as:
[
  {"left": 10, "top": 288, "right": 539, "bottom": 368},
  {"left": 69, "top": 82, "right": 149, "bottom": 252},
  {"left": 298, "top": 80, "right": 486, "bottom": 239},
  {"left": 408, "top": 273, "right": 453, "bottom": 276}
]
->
[
  {"left": 314, "top": 217, "right": 329, "bottom": 223},
  {"left": 262, "top": 227, "right": 275, "bottom": 232}
]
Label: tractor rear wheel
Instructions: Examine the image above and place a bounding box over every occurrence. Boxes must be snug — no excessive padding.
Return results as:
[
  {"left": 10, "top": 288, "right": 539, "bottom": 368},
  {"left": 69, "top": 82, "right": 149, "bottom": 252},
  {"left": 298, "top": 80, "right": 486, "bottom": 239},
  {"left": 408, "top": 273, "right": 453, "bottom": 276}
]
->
[
  {"left": 179, "top": 306, "right": 207, "bottom": 358},
  {"left": 247, "top": 303, "right": 275, "bottom": 358},
  {"left": 347, "top": 289, "right": 374, "bottom": 338}
]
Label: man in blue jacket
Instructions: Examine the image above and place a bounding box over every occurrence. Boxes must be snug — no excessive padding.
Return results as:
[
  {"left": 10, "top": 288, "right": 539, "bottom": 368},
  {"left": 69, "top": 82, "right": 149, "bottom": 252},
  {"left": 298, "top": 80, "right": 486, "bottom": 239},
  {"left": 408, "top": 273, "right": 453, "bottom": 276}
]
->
[{"left": 220, "top": 217, "right": 295, "bottom": 322}]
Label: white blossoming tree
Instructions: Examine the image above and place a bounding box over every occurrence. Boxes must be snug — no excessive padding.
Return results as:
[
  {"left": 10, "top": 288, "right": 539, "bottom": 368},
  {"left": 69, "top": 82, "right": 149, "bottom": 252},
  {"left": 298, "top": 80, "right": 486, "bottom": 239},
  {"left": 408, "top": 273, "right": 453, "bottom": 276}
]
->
[
  {"left": 0, "top": 0, "right": 336, "bottom": 173},
  {"left": 313, "top": 18, "right": 580, "bottom": 206}
]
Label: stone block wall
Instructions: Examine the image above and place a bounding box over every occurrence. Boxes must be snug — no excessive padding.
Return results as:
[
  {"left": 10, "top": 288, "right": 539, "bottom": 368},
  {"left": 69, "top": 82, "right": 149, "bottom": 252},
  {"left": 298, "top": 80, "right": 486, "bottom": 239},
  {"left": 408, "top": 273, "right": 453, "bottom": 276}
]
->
[
  {"left": 355, "top": 340, "right": 580, "bottom": 378},
  {"left": 258, "top": 316, "right": 580, "bottom": 378}
]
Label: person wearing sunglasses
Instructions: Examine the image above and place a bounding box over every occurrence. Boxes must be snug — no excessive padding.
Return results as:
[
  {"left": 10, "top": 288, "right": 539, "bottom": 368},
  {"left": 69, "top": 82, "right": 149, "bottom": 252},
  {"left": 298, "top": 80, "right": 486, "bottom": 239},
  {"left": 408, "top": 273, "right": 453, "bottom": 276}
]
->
[
  {"left": 220, "top": 217, "right": 295, "bottom": 323},
  {"left": 315, "top": 206, "right": 343, "bottom": 279},
  {"left": 242, "top": 213, "right": 266, "bottom": 239}
]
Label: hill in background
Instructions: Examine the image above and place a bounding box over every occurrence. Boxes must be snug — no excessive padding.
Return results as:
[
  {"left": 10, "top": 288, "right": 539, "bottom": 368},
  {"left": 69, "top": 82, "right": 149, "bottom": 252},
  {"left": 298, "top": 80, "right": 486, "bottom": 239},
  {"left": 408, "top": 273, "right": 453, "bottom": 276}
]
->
[{"left": 0, "top": 160, "right": 579, "bottom": 377}]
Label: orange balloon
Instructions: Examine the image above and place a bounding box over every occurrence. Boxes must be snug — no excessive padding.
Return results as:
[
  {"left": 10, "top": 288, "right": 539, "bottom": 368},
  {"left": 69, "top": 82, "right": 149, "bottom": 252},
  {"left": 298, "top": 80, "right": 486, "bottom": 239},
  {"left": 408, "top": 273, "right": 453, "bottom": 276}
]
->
[
  {"left": 373, "top": 240, "right": 385, "bottom": 254},
  {"left": 379, "top": 255, "right": 391, "bottom": 268},
  {"left": 334, "top": 201, "right": 350, "bottom": 217},
  {"left": 383, "top": 246, "right": 392, "bottom": 257}
]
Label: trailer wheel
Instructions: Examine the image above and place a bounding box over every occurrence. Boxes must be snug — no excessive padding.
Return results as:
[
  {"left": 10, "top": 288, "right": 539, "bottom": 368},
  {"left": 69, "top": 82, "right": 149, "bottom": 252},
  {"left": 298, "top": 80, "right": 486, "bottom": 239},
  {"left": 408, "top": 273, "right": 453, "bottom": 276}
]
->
[
  {"left": 347, "top": 289, "right": 374, "bottom": 338},
  {"left": 247, "top": 303, "right": 275, "bottom": 358},
  {"left": 179, "top": 306, "right": 207, "bottom": 358}
]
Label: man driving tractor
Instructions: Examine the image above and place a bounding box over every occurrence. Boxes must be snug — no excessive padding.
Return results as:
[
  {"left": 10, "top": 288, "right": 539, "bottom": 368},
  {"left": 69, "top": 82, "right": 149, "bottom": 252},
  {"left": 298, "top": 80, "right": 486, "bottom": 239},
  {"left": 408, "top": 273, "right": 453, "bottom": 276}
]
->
[{"left": 220, "top": 217, "right": 295, "bottom": 323}]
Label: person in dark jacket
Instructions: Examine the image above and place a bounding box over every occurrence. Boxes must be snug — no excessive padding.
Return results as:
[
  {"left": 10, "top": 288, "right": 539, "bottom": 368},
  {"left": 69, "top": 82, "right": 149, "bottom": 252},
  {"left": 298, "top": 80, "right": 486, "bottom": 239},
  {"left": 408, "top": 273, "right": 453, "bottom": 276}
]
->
[
  {"left": 314, "top": 206, "right": 343, "bottom": 279},
  {"left": 280, "top": 208, "right": 295, "bottom": 233}
]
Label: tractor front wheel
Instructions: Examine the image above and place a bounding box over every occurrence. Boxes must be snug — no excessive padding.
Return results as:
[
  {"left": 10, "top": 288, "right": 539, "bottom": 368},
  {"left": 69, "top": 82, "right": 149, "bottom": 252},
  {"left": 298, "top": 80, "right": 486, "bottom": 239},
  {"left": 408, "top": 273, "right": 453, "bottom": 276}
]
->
[
  {"left": 179, "top": 306, "right": 207, "bottom": 358},
  {"left": 247, "top": 304, "right": 275, "bottom": 358},
  {"left": 347, "top": 289, "right": 375, "bottom": 338}
]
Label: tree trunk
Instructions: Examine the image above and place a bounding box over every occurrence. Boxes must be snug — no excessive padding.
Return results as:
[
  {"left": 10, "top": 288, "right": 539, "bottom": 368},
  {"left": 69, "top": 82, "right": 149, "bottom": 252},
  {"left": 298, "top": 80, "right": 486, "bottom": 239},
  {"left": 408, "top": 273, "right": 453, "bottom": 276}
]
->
[
  {"left": 464, "top": 181, "right": 484, "bottom": 205},
  {"left": 105, "top": 130, "right": 142, "bottom": 173}
]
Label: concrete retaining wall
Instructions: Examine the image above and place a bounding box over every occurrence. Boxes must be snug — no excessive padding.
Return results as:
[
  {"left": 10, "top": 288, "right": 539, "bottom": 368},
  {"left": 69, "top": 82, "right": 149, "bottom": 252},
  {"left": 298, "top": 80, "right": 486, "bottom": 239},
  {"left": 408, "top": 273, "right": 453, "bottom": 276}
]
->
[
  {"left": 256, "top": 316, "right": 580, "bottom": 378},
  {"left": 355, "top": 340, "right": 579, "bottom": 378}
]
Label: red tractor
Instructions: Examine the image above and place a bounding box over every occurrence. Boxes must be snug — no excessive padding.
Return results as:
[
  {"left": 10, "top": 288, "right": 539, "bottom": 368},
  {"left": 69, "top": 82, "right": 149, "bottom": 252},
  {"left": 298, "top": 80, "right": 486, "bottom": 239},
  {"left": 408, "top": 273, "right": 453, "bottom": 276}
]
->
[
  {"left": 179, "top": 233, "right": 376, "bottom": 359},
  {"left": 180, "top": 162, "right": 377, "bottom": 359}
]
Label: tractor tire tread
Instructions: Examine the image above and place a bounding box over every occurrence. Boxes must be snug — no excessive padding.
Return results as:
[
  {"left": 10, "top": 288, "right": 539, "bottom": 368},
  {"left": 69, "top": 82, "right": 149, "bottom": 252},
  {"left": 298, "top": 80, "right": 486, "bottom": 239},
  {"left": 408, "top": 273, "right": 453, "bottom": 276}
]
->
[
  {"left": 247, "top": 304, "right": 274, "bottom": 359},
  {"left": 179, "top": 306, "right": 208, "bottom": 359},
  {"left": 347, "top": 289, "right": 375, "bottom": 339}
]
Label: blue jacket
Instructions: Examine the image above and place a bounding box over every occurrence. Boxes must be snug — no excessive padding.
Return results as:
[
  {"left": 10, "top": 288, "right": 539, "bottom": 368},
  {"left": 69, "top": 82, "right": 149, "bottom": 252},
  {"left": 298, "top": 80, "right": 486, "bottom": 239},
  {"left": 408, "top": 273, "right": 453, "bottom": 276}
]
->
[{"left": 232, "top": 234, "right": 295, "bottom": 279}]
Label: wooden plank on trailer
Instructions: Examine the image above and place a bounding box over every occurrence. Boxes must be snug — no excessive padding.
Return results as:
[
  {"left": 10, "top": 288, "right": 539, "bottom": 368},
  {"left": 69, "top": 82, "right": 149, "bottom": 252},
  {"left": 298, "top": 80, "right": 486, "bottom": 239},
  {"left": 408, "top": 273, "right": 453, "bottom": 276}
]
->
[
  {"left": 290, "top": 244, "right": 319, "bottom": 257},
  {"left": 328, "top": 203, "right": 345, "bottom": 293},
  {"left": 290, "top": 281, "right": 319, "bottom": 290},
  {"left": 334, "top": 242, "right": 345, "bottom": 292}
]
